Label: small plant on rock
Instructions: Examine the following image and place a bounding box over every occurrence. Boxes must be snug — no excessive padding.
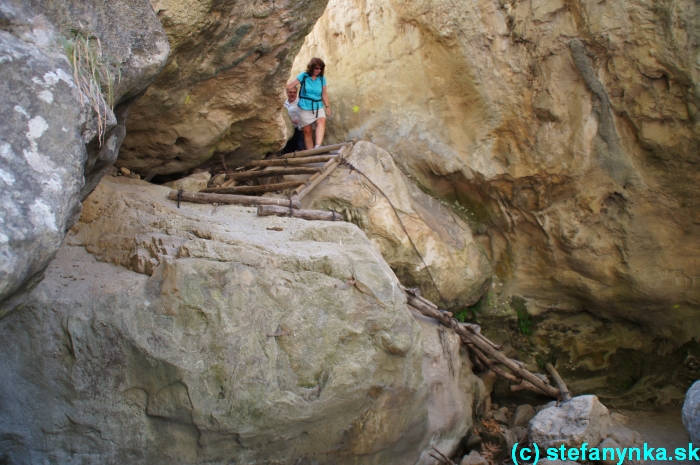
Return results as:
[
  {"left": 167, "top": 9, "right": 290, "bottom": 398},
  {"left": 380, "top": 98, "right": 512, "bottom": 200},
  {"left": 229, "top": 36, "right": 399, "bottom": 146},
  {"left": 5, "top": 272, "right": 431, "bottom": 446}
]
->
[
  {"left": 62, "top": 31, "right": 121, "bottom": 145},
  {"left": 481, "top": 443, "right": 501, "bottom": 465}
]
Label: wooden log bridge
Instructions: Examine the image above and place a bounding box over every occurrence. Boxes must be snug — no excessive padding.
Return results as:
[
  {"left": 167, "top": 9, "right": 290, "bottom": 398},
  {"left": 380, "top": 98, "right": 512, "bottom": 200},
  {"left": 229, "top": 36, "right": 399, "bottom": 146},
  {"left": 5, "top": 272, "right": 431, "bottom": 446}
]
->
[
  {"left": 223, "top": 167, "right": 322, "bottom": 181},
  {"left": 168, "top": 191, "right": 301, "bottom": 209},
  {"left": 278, "top": 142, "right": 351, "bottom": 159},
  {"left": 404, "top": 288, "right": 562, "bottom": 399},
  {"left": 169, "top": 142, "right": 351, "bottom": 211},
  {"left": 249, "top": 155, "right": 336, "bottom": 167},
  {"left": 257, "top": 205, "right": 345, "bottom": 221},
  {"left": 200, "top": 181, "right": 303, "bottom": 194}
]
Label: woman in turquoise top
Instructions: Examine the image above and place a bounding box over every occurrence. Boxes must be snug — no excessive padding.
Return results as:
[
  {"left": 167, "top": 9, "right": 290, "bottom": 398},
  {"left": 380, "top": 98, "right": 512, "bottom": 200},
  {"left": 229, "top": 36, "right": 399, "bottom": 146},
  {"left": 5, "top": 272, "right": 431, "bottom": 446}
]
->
[{"left": 286, "top": 57, "right": 331, "bottom": 149}]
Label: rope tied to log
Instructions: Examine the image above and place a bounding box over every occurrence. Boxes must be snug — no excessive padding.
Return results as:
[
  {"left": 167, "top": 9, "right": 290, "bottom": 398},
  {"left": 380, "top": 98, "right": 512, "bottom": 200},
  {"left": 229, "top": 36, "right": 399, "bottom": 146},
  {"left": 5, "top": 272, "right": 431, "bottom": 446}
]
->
[
  {"left": 340, "top": 159, "right": 448, "bottom": 306},
  {"left": 177, "top": 189, "right": 183, "bottom": 208},
  {"left": 288, "top": 197, "right": 293, "bottom": 217}
]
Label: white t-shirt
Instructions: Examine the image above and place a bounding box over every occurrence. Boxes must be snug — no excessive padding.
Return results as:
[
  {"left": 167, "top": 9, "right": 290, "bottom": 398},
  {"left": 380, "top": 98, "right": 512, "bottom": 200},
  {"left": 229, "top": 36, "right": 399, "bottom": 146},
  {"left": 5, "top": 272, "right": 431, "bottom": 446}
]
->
[{"left": 284, "top": 98, "right": 301, "bottom": 129}]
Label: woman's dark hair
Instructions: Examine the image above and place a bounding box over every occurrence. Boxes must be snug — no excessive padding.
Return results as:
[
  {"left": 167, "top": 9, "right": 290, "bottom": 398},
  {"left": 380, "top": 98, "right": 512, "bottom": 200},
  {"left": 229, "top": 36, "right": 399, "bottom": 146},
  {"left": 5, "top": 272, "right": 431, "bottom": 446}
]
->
[{"left": 306, "top": 57, "right": 326, "bottom": 77}]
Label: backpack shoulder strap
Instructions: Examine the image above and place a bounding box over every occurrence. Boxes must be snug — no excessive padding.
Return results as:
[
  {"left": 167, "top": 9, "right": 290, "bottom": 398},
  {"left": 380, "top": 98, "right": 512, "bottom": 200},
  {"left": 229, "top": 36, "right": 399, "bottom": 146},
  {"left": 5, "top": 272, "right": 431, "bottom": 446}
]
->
[{"left": 300, "top": 73, "right": 308, "bottom": 96}]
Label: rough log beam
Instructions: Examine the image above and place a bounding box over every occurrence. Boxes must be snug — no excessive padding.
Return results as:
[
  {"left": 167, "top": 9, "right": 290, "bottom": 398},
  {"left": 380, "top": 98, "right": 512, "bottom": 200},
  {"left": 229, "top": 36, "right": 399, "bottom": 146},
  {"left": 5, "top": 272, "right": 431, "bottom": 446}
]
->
[
  {"left": 200, "top": 181, "right": 303, "bottom": 194},
  {"left": 224, "top": 167, "right": 322, "bottom": 180},
  {"left": 168, "top": 191, "right": 301, "bottom": 209},
  {"left": 405, "top": 291, "right": 561, "bottom": 398},
  {"left": 546, "top": 363, "right": 573, "bottom": 402},
  {"left": 249, "top": 155, "right": 336, "bottom": 167},
  {"left": 257, "top": 205, "right": 345, "bottom": 222},
  {"left": 290, "top": 145, "right": 350, "bottom": 202},
  {"left": 278, "top": 143, "right": 350, "bottom": 159}
]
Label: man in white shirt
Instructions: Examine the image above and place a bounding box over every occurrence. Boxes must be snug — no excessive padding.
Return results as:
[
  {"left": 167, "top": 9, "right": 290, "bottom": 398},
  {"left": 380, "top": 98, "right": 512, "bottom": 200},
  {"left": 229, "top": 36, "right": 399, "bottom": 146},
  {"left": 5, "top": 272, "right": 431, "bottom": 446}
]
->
[{"left": 282, "top": 87, "right": 305, "bottom": 153}]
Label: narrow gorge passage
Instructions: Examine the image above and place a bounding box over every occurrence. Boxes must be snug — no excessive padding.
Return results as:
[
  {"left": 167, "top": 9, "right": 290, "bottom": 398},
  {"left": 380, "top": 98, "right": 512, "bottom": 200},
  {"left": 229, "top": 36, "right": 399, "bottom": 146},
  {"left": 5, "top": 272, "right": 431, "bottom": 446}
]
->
[{"left": 0, "top": 0, "right": 697, "bottom": 463}]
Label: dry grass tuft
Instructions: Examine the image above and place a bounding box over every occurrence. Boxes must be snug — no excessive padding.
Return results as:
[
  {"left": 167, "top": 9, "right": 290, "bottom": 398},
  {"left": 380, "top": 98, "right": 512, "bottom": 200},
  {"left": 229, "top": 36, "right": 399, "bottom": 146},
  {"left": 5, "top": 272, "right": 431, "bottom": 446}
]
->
[
  {"left": 481, "top": 443, "right": 500, "bottom": 465},
  {"left": 62, "top": 32, "right": 120, "bottom": 145}
]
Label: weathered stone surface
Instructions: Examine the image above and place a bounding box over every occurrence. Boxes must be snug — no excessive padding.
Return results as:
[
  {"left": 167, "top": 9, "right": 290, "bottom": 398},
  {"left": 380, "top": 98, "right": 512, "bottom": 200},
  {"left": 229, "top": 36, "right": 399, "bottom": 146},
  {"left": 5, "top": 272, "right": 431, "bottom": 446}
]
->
[
  {"left": 460, "top": 451, "right": 489, "bottom": 465},
  {"left": 593, "top": 438, "right": 622, "bottom": 465},
  {"left": 529, "top": 395, "right": 610, "bottom": 449},
  {"left": 412, "top": 310, "right": 480, "bottom": 464},
  {"left": 0, "top": 2, "right": 85, "bottom": 313},
  {"left": 24, "top": 0, "right": 169, "bottom": 198},
  {"left": 118, "top": 0, "right": 329, "bottom": 177},
  {"left": 605, "top": 424, "right": 641, "bottom": 448},
  {"left": 0, "top": 175, "right": 483, "bottom": 463},
  {"left": 511, "top": 404, "right": 536, "bottom": 429},
  {"left": 0, "top": 0, "right": 167, "bottom": 312},
  {"left": 295, "top": 0, "right": 700, "bottom": 365},
  {"left": 683, "top": 380, "right": 700, "bottom": 444},
  {"left": 302, "top": 141, "right": 492, "bottom": 307},
  {"left": 163, "top": 171, "right": 211, "bottom": 192},
  {"left": 493, "top": 409, "right": 508, "bottom": 425}
]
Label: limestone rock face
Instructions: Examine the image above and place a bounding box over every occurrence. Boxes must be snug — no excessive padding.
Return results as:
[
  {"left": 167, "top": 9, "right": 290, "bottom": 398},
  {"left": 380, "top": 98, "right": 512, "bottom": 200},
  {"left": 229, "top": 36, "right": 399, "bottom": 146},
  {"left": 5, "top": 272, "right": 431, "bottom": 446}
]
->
[
  {"left": 118, "top": 0, "right": 330, "bottom": 177},
  {"left": 24, "top": 0, "right": 169, "bottom": 198},
  {"left": 0, "top": 175, "right": 476, "bottom": 464},
  {"left": 413, "top": 310, "right": 481, "bottom": 463},
  {"left": 163, "top": 171, "right": 211, "bottom": 192},
  {"left": 683, "top": 381, "right": 700, "bottom": 444},
  {"left": 295, "top": 0, "right": 700, "bottom": 344},
  {"left": 0, "top": 0, "right": 167, "bottom": 312},
  {"left": 302, "top": 142, "right": 492, "bottom": 307},
  {"left": 529, "top": 395, "right": 610, "bottom": 449}
]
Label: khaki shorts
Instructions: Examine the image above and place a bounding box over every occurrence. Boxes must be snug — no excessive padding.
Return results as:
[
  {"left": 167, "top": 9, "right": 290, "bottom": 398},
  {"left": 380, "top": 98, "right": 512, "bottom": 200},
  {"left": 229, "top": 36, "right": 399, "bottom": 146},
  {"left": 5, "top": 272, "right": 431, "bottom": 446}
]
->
[{"left": 299, "top": 107, "right": 326, "bottom": 128}]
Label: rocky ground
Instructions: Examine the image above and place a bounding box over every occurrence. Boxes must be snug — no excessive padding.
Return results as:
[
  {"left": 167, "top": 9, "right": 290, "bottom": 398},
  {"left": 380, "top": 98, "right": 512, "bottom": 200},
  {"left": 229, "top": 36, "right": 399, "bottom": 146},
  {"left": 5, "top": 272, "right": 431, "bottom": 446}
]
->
[{"left": 0, "top": 0, "right": 697, "bottom": 462}]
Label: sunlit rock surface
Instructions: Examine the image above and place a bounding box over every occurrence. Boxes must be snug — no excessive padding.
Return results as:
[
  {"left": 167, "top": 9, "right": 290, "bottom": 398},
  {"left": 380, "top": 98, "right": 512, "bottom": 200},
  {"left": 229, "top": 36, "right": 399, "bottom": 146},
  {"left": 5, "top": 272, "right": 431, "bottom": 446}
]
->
[
  {"left": 0, "top": 175, "right": 480, "bottom": 464},
  {"left": 295, "top": 0, "right": 700, "bottom": 400},
  {"left": 118, "top": 0, "right": 330, "bottom": 177},
  {"left": 302, "top": 141, "right": 492, "bottom": 308}
]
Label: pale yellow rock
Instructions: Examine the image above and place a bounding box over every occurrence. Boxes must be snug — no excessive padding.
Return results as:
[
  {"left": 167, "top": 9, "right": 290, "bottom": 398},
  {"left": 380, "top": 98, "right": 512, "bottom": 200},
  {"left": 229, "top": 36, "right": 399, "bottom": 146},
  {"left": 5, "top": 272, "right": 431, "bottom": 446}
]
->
[
  {"left": 302, "top": 142, "right": 492, "bottom": 307},
  {"left": 118, "top": 0, "right": 330, "bottom": 176},
  {"left": 163, "top": 171, "right": 211, "bottom": 192},
  {"left": 1, "top": 175, "right": 479, "bottom": 463},
  {"left": 295, "top": 0, "right": 700, "bottom": 344}
]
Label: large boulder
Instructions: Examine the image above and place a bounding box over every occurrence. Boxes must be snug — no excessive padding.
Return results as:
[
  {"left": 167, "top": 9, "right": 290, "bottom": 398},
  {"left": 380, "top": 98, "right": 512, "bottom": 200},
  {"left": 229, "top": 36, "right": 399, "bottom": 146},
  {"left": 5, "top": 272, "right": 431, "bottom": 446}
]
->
[
  {"left": 117, "top": 0, "right": 330, "bottom": 177},
  {"left": 294, "top": 0, "right": 700, "bottom": 364},
  {"left": 529, "top": 395, "right": 610, "bottom": 449},
  {"left": 302, "top": 141, "right": 492, "bottom": 307},
  {"left": 0, "top": 0, "right": 167, "bottom": 313},
  {"left": 683, "top": 381, "right": 700, "bottom": 444},
  {"left": 412, "top": 310, "right": 482, "bottom": 463},
  {"left": 0, "top": 175, "right": 480, "bottom": 463}
]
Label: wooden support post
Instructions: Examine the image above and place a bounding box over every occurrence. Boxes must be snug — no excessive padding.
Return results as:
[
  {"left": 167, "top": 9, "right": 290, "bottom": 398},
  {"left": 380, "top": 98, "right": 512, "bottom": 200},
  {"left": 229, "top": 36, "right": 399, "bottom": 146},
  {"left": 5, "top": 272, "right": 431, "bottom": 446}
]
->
[
  {"left": 278, "top": 143, "right": 350, "bottom": 159},
  {"left": 168, "top": 191, "right": 301, "bottom": 209},
  {"left": 257, "top": 205, "right": 344, "bottom": 222},
  {"left": 224, "top": 167, "right": 322, "bottom": 180},
  {"left": 200, "top": 181, "right": 303, "bottom": 194},
  {"left": 291, "top": 158, "right": 341, "bottom": 202},
  {"left": 546, "top": 363, "right": 573, "bottom": 401},
  {"left": 289, "top": 144, "right": 350, "bottom": 202},
  {"left": 249, "top": 155, "right": 336, "bottom": 167},
  {"left": 405, "top": 291, "right": 561, "bottom": 398}
]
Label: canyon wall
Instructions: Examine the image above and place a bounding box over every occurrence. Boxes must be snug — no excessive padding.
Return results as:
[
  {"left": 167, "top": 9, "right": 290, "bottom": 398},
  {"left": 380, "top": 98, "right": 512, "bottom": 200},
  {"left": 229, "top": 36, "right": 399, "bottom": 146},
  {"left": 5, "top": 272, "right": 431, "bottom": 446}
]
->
[
  {"left": 295, "top": 0, "right": 700, "bottom": 401},
  {"left": 0, "top": 0, "right": 168, "bottom": 312},
  {"left": 117, "top": 0, "right": 330, "bottom": 178}
]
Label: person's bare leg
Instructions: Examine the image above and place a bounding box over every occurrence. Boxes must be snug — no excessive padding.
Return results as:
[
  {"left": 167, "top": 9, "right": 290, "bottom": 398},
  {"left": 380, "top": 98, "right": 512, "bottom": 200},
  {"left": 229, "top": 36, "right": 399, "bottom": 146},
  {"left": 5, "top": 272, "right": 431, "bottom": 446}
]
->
[
  {"left": 303, "top": 125, "right": 314, "bottom": 150},
  {"left": 314, "top": 118, "right": 326, "bottom": 147}
]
